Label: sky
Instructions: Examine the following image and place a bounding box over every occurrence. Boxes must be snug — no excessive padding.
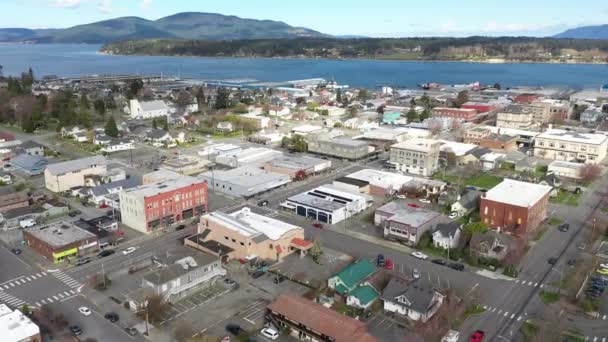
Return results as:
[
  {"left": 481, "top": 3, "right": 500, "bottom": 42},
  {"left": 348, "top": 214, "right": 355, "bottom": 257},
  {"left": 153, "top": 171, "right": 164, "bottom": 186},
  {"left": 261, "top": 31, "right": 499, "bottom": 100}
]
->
[{"left": 1, "top": 0, "right": 607, "bottom": 37}]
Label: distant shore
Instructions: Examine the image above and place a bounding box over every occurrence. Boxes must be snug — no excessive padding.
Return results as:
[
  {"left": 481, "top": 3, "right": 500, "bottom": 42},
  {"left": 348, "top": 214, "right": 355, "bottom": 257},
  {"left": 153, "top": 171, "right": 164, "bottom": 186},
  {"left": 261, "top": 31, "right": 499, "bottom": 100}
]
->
[{"left": 98, "top": 49, "right": 608, "bottom": 65}]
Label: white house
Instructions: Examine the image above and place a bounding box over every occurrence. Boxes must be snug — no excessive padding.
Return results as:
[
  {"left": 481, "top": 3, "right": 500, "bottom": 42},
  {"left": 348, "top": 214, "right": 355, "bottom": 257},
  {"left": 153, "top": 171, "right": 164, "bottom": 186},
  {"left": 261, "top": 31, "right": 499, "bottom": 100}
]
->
[
  {"left": 129, "top": 99, "right": 170, "bottom": 119},
  {"left": 432, "top": 222, "right": 462, "bottom": 250},
  {"left": 101, "top": 138, "right": 135, "bottom": 153},
  {"left": 269, "top": 106, "right": 291, "bottom": 117},
  {"left": 381, "top": 277, "right": 444, "bottom": 323}
]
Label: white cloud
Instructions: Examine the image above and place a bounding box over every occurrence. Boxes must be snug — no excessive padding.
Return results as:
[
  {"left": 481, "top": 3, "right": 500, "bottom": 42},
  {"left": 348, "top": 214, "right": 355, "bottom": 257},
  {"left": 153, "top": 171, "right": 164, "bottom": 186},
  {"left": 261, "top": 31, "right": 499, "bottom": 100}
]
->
[
  {"left": 51, "top": 0, "right": 83, "bottom": 8},
  {"left": 97, "top": 0, "right": 112, "bottom": 13},
  {"left": 140, "top": 0, "right": 152, "bottom": 10}
]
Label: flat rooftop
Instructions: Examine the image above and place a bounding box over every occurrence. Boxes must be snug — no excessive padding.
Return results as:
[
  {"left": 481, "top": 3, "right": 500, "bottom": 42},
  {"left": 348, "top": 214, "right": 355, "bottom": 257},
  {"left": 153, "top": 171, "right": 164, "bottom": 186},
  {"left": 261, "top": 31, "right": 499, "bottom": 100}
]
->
[
  {"left": 287, "top": 185, "right": 368, "bottom": 212},
  {"left": 25, "top": 222, "right": 97, "bottom": 248},
  {"left": 484, "top": 179, "right": 552, "bottom": 207},
  {"left": 202, "top": 166, "right": 290, "bottom": 188},
  {"left": 0, "top": 304, "right": 39, "bottom": 341},
  {"left": 346, "top": 169, "right": 413, "bottom": 190},
  {"left": 320, "top": 137, "right": 369, "bottom": 148},
  {"left": 266, "top": 155, "right": 328, "bottom": 170},
  {"left": 537, "top": 129, "right": 608, "bottom": 145},
  {"left": 122, "top": 176, "right": 204, "bottom": 198},
  {"left": 376, "top": 202, "right": 441, "bottom": 227},
  {"left": 391, "top": 138, "right": 440, "bottom": 152},
  {"left": 45, "top": 155, "right": 106, "bottom": 175},
  {"left": 207, "top": 207, "right": 301, "bottom": 241},
  {"left": 437, "top": 140, "right": 478, "bottom": 156}
]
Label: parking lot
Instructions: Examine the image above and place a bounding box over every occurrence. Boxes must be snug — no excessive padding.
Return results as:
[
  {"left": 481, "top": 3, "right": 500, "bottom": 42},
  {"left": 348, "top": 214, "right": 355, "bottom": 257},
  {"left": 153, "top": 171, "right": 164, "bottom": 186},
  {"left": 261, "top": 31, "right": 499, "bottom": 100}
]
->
[
  {"left": 364, "top": 312, "right": 411, "bottom": 341},
  {"left": 271, "top": 248, "right": 353, "bottom": 288},
  {"left": 160, "top": 283, "right": 231, "bottom": 325}
]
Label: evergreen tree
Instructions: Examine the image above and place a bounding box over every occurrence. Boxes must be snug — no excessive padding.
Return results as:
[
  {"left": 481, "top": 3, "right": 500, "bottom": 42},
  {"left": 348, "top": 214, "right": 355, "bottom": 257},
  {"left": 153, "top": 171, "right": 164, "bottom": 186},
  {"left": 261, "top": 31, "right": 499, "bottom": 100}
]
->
[
  {"left": 21, "top": 115, "right": 35, "bottom": 133},
  {"left": 80, "top": 93, "right": 90, "bottom": 109},
  {"left": 105, "top": 116, "right": 119, "bottom": 137},
  {"left": 336, "top": 89, "right": 342, "bottom": 103},
  {"left": 419, "top": 109, "right": 431, "bottom": 121},
  {"left": 406, "top": 108, "right": 419, "bottom": 123},
  {"left": 94, "top": 99, "right": 106, "bottom": 116},
  {"left": 162, "top": 118, "right": 169, "bottom": 131},
  {"left": 152, "top": 118, "right": 157, "bottom": 130},
  {"left": 215, "top": 87, "right": 231, "bottom": 109}
]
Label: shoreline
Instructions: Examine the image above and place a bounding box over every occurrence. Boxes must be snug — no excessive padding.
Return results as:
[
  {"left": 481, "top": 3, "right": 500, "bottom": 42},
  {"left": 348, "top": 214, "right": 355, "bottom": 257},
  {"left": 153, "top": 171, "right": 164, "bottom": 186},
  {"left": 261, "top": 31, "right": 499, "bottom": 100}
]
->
[{"left": 98, "top": 50, "right": 608, "bottom": 65}]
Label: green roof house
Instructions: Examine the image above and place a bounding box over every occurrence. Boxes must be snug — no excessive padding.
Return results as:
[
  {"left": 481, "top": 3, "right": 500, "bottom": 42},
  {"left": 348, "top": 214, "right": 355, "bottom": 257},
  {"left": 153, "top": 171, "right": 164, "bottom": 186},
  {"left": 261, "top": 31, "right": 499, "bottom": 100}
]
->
[
  {"left": 328, "top": 259, "right": 377, "bottom": 296},
  {"left": 346, "top": 284, "right": 380, "bottom": 309}
]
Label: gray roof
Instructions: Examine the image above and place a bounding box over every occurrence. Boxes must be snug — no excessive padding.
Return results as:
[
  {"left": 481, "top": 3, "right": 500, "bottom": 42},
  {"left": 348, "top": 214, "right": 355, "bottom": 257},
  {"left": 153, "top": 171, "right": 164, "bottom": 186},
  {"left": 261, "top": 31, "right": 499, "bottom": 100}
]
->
[
  {"left": 502, "top": 105, "right": 532, "bottom": 114},
  {"left": 19, "top": 140, "right": 45, "bottom": 150},
  {"left": 201, "top": 166, "right": 290, "bottom": 189},
  {"left": 25, "top": 222, "right": 97, "bottom": 248},
  {"left": 46, "top": 156, "right": 106, "bottom": 176},
  {"left": 287, "top": 192, "right": 345, "bottom": 212},
  {"left": 381, "top": 277, "right": 440, "bottom": 314},
  {"left": 468, "top": 147, "right": 492, "bottom": 159},
  {"left": 90, "top": 178, "right": 139, "bottom": 197},
  {"left": 434, "top": 222, "right": 461, "bottom": 238},
  {"left": 146, "top": 129, "right": 171, "bottom": 140},
  {"left": 144, "top": 250, "right": 217, "bottom": 286},
  {"left": 11, "top": 154, "right": 48, "bottom": 170},
  {"left": 376, "top": 202, "right": 441, "bottom": 228},
  {"left": 457, "top": 190, "right": 481, "bottom": 210}
]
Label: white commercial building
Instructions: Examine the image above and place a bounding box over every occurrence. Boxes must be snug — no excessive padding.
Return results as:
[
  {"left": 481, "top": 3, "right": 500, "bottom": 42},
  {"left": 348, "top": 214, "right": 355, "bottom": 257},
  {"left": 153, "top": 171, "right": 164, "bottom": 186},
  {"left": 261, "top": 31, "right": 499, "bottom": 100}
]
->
[
  {"left": 547, "top": 160, "right": 585, "bottom": 179},
  {"left": 129, "top": 99, "right": 170, "bottom": 119},
  {"left": 198, "top": 143, "right": 242, "bottom": 158},
  {"left": 215, "top": 147, "right": 283, "bottom": 168},
  {"left": 337, "top": 169, "right": 413, "bottom": 196},
  {"left": 199, "top": 166, "right": 291, "bottom": 198},
  {"left": 534, "top": 129, "right": 608, "bottom": 164},
  {"left": 390, "top": 138, "right": 441, "bottom": 176},
  {"left": 0, "top": 304, "right": 40, "bottom": 342},
  {"left": 44, "top": 156, "right": 107, "bottom": 193},
  {"left": 283, "top": 185, "right": 371, "bottom": 224}
]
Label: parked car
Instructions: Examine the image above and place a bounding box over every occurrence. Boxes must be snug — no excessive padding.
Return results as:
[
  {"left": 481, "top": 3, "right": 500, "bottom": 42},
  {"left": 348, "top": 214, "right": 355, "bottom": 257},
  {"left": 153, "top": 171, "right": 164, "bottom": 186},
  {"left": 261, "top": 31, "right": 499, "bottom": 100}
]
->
[
  {"left": 104, "top": 312, "right": 119, "bottom": 322},
  {"left": 11, "top": 248, "right": 21, "bottom": 255},
  {"left": 224, "top": 278, "right": 238, "bottom": 289},
  {"left": 418, "top": 198, "right": 431, "bottom": 203},
  {"left": 258, "top": 200, "right": 269, "bottom": 207},
  {"left": 449, "top": 263, "right": 465, "bottom": 271},
  {"left": 558, "top": 223, "right": 570, "bottom": 232},
  {"left": 251, "top": 270, "right": 265, "bottom": 279},
  {"left": 432, "top": 259, "right": 447, "bottom": 266},
  {"left": 312, "top": 223, "right": 323, "bottom": 229},
  {"left": 76, "top": 257, "right": 91, "bottom": 266},
  {"left": 578, "top": 243, "right": 586, "bottom": 250},
  {"left": 69, "top": 325, "right": 83, "bottom": 336},
  {"left": 226, "top": 324, "right": 244, "bottom": 336},
  {"left": 411, "top": 251, "right": 428, "bottom": 260},
  {"left": 470, "top": 330, "right": 485, "bottom": 342},
  {"left": 377, "top": 254, "right": 386, "bottom": 267},
  {"left": 125, "top": 327, "right": 138, "bottom": 336},
  {"left": 122, "top": 246, "right": 137, "bottom": 255},
  {"left": 175, "top": 224, "right": 186, "bottom": 231},
  {"left": 600, "top": 263, "right": 608, "bottom": 269},
  {"left": 97, "top": 250, "right": 115, "bottom": 258},
  {"left": 260, "top": 327, "right": 279, "bottom": 340},
  {"left": 396, "top": 194, "right": 407, "bottom": 199},
  {"left": 448, "top": 212, "right": 459, "bottom": 219},
  {"left": 78, "top": 307, "right": 92, "bottom": 316},
  {"left": 597, "top": 269, "right": 608, "bottom": 276},
  {"left": 412, "top": 268, "right": 421, "bottom": 279},
  {"left": 68, "top": 212, "right": 78, "bottom": 217},
  {"left": 273, "top": 275, "right": 285, "bottom": 284},
  {"left": 408, "top": 203, "right": 421, "bottom": 208},
  {"left": 548, "top": 257, "right": 558, "bottom": 265},
  {"left": 384, "top": 258, "right": 393, "bottom": 270}
]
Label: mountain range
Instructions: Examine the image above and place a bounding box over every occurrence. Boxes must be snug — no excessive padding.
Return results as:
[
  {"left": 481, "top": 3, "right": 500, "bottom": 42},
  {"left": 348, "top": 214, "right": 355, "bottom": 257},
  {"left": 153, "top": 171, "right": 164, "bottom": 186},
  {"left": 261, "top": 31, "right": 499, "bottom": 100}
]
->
[
  {"left": 0, "top": 12, "right": 606, "bottom": 43},
  {"left": 553, "top": 24, "right": 608, "bottom": 39},
  {"left": 0, "top": 12, "right": 328, "bottom": 44}
]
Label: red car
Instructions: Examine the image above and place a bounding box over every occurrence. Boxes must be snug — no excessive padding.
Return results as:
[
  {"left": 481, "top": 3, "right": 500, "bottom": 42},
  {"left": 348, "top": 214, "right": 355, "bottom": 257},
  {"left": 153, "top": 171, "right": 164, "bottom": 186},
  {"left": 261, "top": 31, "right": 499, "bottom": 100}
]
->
[
  {"left": 470, "top": 330, "right": 485, "bottom": 342},
  {"left": 384, "top": 258, "right": 393, "bottom": 270},
  {"left": 99, "top": 203, "right": 109, "bottom": 209},
  {"left": 408, "top": 203, "right": 421, "bottom": 208},
  {"left": 312, "top": 223, "right": 324, "bottom": 229}
]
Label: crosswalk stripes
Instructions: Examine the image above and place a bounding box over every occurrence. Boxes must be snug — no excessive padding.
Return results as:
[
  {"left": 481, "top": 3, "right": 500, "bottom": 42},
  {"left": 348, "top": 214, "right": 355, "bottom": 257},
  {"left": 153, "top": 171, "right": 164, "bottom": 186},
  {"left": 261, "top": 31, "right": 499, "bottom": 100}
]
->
[
  {"left": 0, "top": 272, "right": 47, "bottom": 289},
  {"left": 481, "top": 304, "right": 525, "bottom": 322},
  {"left": 34, "top": 289, "right": 78, "bottom": 307},
  {"left": 0, "top": 291, "right": 25, "bottom": 308},
  {"left": 52, "top": 271, "right": 81, "bottom": 288}
]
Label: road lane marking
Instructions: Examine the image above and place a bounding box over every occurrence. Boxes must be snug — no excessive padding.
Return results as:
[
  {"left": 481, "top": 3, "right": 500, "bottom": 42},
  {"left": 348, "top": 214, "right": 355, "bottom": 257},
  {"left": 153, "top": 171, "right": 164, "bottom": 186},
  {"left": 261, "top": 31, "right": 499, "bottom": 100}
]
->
[
  {"left": 503, "top": 311, "right": 508, "bottom": 317},
  {"left": 47, "top": 298, "right": 53, "bottom": 303},
  {"left": 57, "top": 293, "right": 64, "bottom": 299},
  {"left": 64, "top": 291, "right": 71, "bottom": 296}
]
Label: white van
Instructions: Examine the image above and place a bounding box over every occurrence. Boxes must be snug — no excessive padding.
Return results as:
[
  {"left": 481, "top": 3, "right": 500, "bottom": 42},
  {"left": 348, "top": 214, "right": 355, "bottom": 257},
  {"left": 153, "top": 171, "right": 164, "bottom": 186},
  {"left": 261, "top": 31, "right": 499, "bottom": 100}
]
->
[{"left": 19, "top": 219, "right": 36, "bottom": 229}]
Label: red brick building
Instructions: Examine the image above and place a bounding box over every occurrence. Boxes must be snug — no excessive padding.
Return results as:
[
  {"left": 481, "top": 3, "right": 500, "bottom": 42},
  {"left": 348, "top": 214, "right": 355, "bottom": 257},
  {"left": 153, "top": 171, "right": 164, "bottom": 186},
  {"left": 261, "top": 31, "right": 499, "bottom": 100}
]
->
[
  {"left": 119, "top": 176, "right": 208, "bottom": 234},
  {"left": 478, "top": 133, "right": 518, "bottom": 151},
  {"left": 480, "top": 179, "right": 552, "bottom": 236},
  {"left": 431, "top": 107, "right": 478, "bottom": 121},
  {"left": 514, "top": 93, "right": 541, "bottom": 103},
  {"left": 461, "top": 102, "right": 496, "bottom": 113}
]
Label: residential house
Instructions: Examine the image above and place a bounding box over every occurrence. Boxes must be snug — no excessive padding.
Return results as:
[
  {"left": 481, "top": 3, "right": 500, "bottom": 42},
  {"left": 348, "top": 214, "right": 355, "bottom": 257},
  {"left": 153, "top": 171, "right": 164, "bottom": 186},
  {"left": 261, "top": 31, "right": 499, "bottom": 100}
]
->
[
  {"left": 432, "top": 222, "right": 462, "bottom": 249},
  {"left": 101, "top": 138, "right": 134, "bottom": 153},
  {"left": 93, "top": 134, "right": 112, "bottom": 146},
  {"left": 328, "top": 259, "right": 377, "bottom": 298},
  {"left": 61, "top": 126, "right": 89, "bottom": 141},
  {"left": 216, "top": 122, "right": 234, "bottom": 134},
  {"left": 14, "top": 140, "right": 45, "bottom": 156},
  {"left": 469, "top": 230, "right": 514, "bottom": 261},
  {"left": 86, "top": 178, "right": 139, "bottom": 205},
  {"left": 450, "top": 190, "right": 481, "bottom": 216},
  {"left": 346, "top": 284, "right": 380, "bottom": 310},
  {"left": 145, "top": 129, "right": 174, "bottom": 146},
  {"left": 381, "top": 276, "right": 444, "bottom": 323},
  {"left": 129, "top": 99, "right": 170, "bottom": 119},
  {"left": 0, "top": 171, "right": 12, "bottom": 185}
]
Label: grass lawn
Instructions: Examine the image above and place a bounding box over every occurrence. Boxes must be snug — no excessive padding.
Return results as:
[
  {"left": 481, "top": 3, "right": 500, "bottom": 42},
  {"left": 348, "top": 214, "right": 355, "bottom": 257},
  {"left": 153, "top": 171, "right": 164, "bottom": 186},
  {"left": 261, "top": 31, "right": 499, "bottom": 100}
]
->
[
  {"left": 466, "top": 174, "right": 503, "bottom": 189},
  {"left": 520, "top": 321, "right": 539, "bottom": 341},
  {"left": 432, "top": 173, "right": 460, "bottom": 184},
  {"left": 538, "top": 290, "right": 560, "bottom": 304},
  {"left": 548, "top": 217, "right": 564, "bottom": 226},
  {"left": 550, "top": 190, "right": 581, "bottom": 206}
]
